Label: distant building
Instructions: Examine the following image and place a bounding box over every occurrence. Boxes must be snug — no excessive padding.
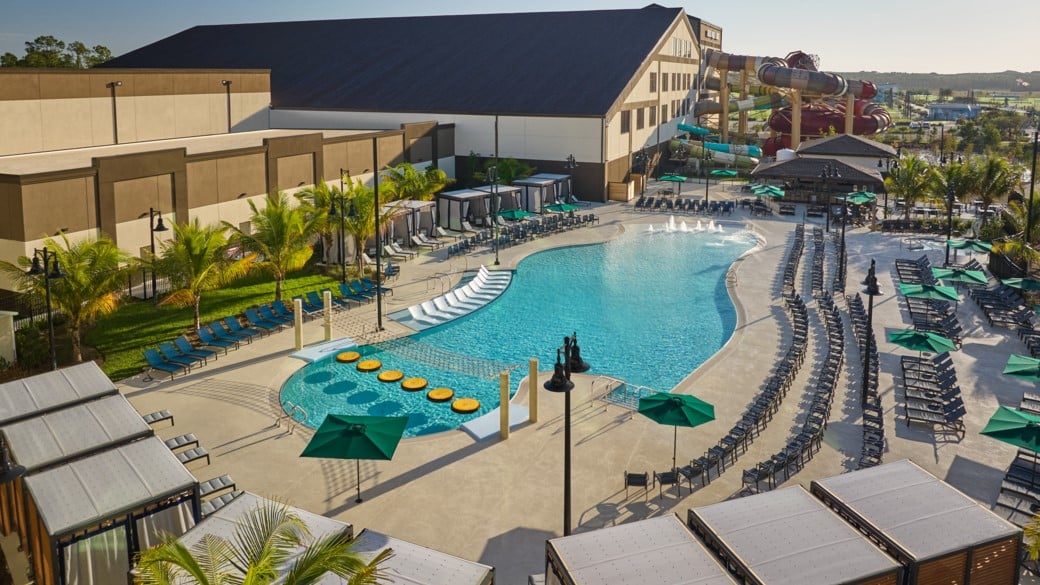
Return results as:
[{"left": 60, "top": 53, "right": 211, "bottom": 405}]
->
[
  {"left": 926, "top": 102, "right": 979, "bottom": 121},
  {"left": 874, "top": 83, "right": 899, "bottom": 107}
]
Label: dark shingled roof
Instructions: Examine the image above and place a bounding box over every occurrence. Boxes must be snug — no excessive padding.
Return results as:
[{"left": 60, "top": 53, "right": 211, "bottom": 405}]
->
[
  {"left": 751, "top": 157, "right": 884, "bottom": 184},
  {"left": 101, "top": 7, "right": 682, "bottom": 117},
  {"left": 795, "top": 134, "right": 897, "bottom": 158}
]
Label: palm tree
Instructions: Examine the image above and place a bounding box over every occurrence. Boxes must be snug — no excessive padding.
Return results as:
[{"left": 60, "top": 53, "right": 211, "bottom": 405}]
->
[
  {"left": 295, "top": 180, "right": 338, "bottom": 265},
  {"left": 133, "top": 499, "right": 392, "bottom": 585},
  {"left": 969, "top": 155, "right": 1023, "bottom": 226},
  {"left": 884, "top": 154, "right": 933, "bottom": 221},
  {"left": 336, "top": 176, "right": 403, "bottom": 271},
  {"left": 994, "top": 197, "right": 1040, "bottom": 273},
  {"left": 224, "top": 192, "right": 323, "bottom": 301},
  {"left": 380, "top": 162, "right": 450, "bottom": 202},
  {"left": 152, "top": 219, "right": 253, "bottom": 331},
  {"left": 472, "top": 158, "right": 535, "bottom": 186},
  {"left": 927, "top": 160, "right": 971, "bottom": 216},
  {"left": 0, "top": 233, "right": 130, "bottom": 363}
]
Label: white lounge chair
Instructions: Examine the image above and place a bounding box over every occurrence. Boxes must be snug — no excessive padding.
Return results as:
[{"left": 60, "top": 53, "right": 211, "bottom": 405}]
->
[
  {"left": 383, "top": 245, "right": 410, "bottom": 261},
  {"left": 437, "top": 226, "right": 461, "bottom": 241},
  {"left": 461, "top": 220, "right": 487, "bottom": 235},
  {"left": 432, "top": 296, "right": 469, "bottom": 317},
  {"left": 478, "top": 265, "right": 511, "bottom": 282},
  {"left": 407, "top": 305, "right": 441, "bottom": 327},
  {"left": 418, "top": 232, "right": 444, "bottom": 247},
  {"left": 458, "top": 284, "right": 495, "bottom": 302},
  {"left": 473, "top": 272, "right": 508, "bottom": 291},
  {"left": 446, "top": 290, "right": 484, "bottom": 310},
  {"left": 420, "top": 300, "right": 455, "bottom": 321},
  {"left": 391, "top": 242, "right": 418, "bottom": 258},
  {"left": 411, "top": 235, "right": 438, "bottom": 249}
]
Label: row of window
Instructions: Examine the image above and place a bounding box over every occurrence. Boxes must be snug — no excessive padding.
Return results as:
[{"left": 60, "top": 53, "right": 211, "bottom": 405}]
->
[
  {"left": 671, "top": 38, "right": 693, "bottom": 58},
  {"left": 705, "top": 29, "right": 720, "bottom": 41},
  {"left": 619, "top": 99, "right": 690, "bottom": 134},
  {"left": 648, "top": 72, "right": 693, "bottom": 94}
]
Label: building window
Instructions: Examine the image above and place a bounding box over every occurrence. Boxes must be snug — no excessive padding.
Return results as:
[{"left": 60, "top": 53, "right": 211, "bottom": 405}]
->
[
  {"left": 661, "top": 104, "right": 668, "bottom": 121},
  {"left": 672, "top": 100, "right": 678, "bottom": 118},
  {"left": 650, "top": 72, "right": 657, "bottom": 93},
  {"left": 636, "top": 108, "right": 645, "bottom": 130},
  {"left": 649, "top": 105, "right": 657, "bottom": 126},
  {"left": 662, "top": 73, "right": 669, "bottom": 92},
  {"left": 620, "top": 110, "right": 631, "bottom": 134},
  {"left": 672, "top": 73, "right": 678, "bottom": 91}
]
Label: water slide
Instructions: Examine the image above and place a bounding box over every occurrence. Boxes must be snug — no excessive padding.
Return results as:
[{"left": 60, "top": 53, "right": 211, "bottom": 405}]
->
[
  {"left": 676, "top": 139, "right": 759, "bottom": 168},
  {"left": 699, "top": 48, "right": 892, "bottom": 155}
]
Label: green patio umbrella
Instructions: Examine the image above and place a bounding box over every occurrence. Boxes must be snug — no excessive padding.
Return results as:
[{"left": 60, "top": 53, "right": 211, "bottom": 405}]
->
[
  {"left": 947, "top": 239, "right": 993, "bottom": 255},
  {"left": 659, "top": 175, "right": 687, "bottom": 183},
  {"left": 301, "top": 414, "right": 409, "bottom": 503},
  {"left": 1002, "top": 277, "right": 1040, "bottom": 291},
  {"left": 710, "top": 169, "right": 738, "bottom": 178},
  {"left": 886, "top": 328, "right": 958, "bottom": 354},
  {"left": 899, "top": 282, "right": 961, "bottom": 302},
  {"left": 638, "top": 392, "right": 715, "bottom": 472},
  {"left": 543, "top": 203, "right": 581, "bottom": 213},
  {"left": 931, "top": 267, "right": 988, "bottom": 286},
  {"left": 981, "top": 406, "right": 1040, "bottom": 482},
  {"left": 837, "top": 191, "right": 877, "bottom": 205},
  {"left": 1004, "top": 354, "right": 1040, "bottom": 382},
  {"left": 497, "top": 208, "right": 534, "bottom": 220},
  {"left": 751, "top": 185, "right": 785, "bottom": 197}
]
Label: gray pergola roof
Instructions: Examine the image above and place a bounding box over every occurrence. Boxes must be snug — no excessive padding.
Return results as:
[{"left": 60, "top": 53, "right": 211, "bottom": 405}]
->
[
  {"left": 810, "top": 459, "right": 1020, "bottom": 561},
  {"left": 352, "top": 528, "right": 494, "bottom": 585},
  {"left": 548, "top": 515, "right": 737, "bottom": 584},
  {"left": 750, "top": 157, "right": 883, "bottom": 184},
  {"left": 24, "top": 436, "right": 197, "bottom": 537},
  {"left": 0, "top": 362, "right": 116, "bottom": 425},
  {"left": 689, "top": 486, "right": 900, "bottom": 585},
  {"left": 1, "top": 394, "right": 152, "bottom": 473},
  {"left": 437, "top": 189, "right": 490, "bottom": 201},
  {"left": 795, "top": 134, "right": 897, "bottom": 158}
]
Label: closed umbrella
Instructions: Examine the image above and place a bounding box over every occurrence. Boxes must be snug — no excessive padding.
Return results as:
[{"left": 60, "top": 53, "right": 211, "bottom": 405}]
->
[
  {"left": 981, "top": 406, "right": 1040, "bottom": 483},
  {"left": 887, "top": 329, "right": 958, "bottom": 354},
  {"left": 899, "top": 282, "right": 961, "bottom": 302},
  {"left": 638, "top": 393, "right": 715, "bottom": 472},
  {"left": 1004, "top": 354, "right": 1040, "bottom": 382},
  {"left": 931, "top": 267, "right": 988, "bottom": 286},
  {"left": 301, "top": 414, "right": 409, "bottom": 503}
]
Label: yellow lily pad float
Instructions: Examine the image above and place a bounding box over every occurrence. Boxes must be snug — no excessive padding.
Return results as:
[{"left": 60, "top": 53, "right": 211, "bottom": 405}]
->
[
  {"left": 336, "top": 351, "right": 361, "bottom": 363},
  {"left": 356, "top": 359, "right": 382, "bottom": 372},
  {"left": 451, "top": 398, "right": 480, "bottom": 414},
  {"left": 427, "top": 388, "right": 454, "bottom": 403},
  {"left": 377, "top": 370, "right": 404, "bottom": 382},
  {"left": 401, "top": 377, "right": 428, "bottom": 391}
]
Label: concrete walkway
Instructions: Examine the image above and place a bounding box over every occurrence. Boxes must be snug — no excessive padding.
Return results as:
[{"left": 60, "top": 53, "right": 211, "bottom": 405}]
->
[{"left": 118, "top": 184, "right": 1036, "bottom": 584}]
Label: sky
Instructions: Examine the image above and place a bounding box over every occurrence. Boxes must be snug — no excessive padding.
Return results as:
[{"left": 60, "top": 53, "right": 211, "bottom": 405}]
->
[{"left": 1, "top": 0, "right": 1037, "bottom": 74}]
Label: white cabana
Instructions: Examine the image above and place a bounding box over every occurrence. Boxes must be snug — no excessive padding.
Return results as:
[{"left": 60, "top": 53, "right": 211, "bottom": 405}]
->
[
  {"left": 436, "top": 189, "right": 491, "bottom": 231},
  {"left": 511, "top": 176, "right": 558, "bottom": 213},
  {"left": 0, "top": 361, "right": 116, "bottom": 425},
  {"left": 811, "top": 459, "right": 1022, "bottom": 584},
  {"left": 527, "top": 173, "right": 573, "bottom": 201},
  {"left": 544, "top": 515, "right": 736, "bottom": 585},
  {"left": 687, "top": 486, "right": 902, "bottom": 585},
  {"left": 382, "top": 199, "right": 437, "bottom": 244},
  {"left": 352, "top": 528, "right": 494, "bottom": 585},
  {"left": 474, "top": 184, "right": 522, "bottom": 212}
]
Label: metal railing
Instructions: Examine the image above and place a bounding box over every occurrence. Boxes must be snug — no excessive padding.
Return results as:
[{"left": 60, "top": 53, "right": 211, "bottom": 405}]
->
[
  {"left": 275, "top": 401, "right": 308, "bottom": 434},
  {"left": 589, "top": 376, "right": 656, "bottom": 411}
]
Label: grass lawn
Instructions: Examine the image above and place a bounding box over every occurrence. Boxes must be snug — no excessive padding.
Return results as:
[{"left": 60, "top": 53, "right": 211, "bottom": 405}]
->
[{"left": 83, "top": 270, "right": 338, "bottom": 382}]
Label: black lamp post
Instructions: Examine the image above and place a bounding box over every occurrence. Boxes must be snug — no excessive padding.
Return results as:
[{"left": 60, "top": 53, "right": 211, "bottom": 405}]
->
[
  {"left": 564, "top": 154, "right": 578, "bottom": 196},
  {"left": 220, "top": 80, "right": 232, "bottom": 133},
  {"left": 149, "top": 208, "right": 169, "bottom": 304},
  {"left": 487, "top": 164, "right": 500, "bottom": 266},
  {"left": 703, "top": 147, "right": 713, "bottom": 204},
  {"left": 939, "top": 124, "right": 946, "bottom": 166},
  {"left": 330, "top": 169, "right": 353, "bottom": 284},
  {"left": 27, "top": 248, "right": 65, "bottom": 371},
  {"left": 944, "top": 182, "right": 956, "bottom": 267},
  {"left": 544, "top": 332, "right": 590, "bottom": 536},
  {"left": 861, "top": 259, "right": 882, "bottom": 406},
  {"left": 1026, "top": 131, "right": 1039, "bottom": 277},
  {"left": 107, "top": 81, "right": 122, "bottom": 144},
  {"left": 371, "top": 147, "right": 384, "bottom": 332},
  {"left": 634, "top": 149, "right": 649, "bottom": 195},
  {"left": 819, "top": 163, "right": 840, "bottom": 234}
]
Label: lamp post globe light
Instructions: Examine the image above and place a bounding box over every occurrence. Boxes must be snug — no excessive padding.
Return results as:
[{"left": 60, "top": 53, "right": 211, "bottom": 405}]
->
[
  {"left": 703, "top": 146, "right": 713, "bottom": 204},
  {"left": 544, "top": 332, "right": 590, "bottom": 536},
  {"left": 818, "top": 163, "right": 840, "bottom": 234},
  {"left": 861, "top": 259, "right": 882, "bottom": 406},
  {"left": 487, "top": 164, "right": 500, "bottom": 266},
  {"left": 634, "top": 149, "right": 649, "bottom": 196},
  {"left": 27, "top": 248, "right": 65, "bottom": 371},
  {"left": 148, "top": 208, "right": 169, "bottom": 304},
  {"left": 944, "top": 182, "right": 956, "bottom": 267}
]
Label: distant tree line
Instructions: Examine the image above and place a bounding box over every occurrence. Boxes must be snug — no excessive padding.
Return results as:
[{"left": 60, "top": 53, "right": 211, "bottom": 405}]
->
[
  {"left": 1, "top": 35, "right": 112, "bottom": 68},
  {"left": 838, "top": 71, "right": 1040, "bottom": 93}
]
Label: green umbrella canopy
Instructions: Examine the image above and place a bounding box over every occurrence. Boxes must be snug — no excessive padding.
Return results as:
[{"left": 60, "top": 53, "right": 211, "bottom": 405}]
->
[
  {"left": 981, "top": 406, "right": 1040, "bottom": 453},
  {"left": 710, "top": 169, "right": 738, "bottom": 177},
  {"left": 1004, "top": 354, "right": 1040, "bottom": 381},
  {"left": 886, "top": 329, "right": 958, "bottom": 354},
  {"left": 659, "top": 175, "right": 687, "bottom": 182},
  {"left": 543, "top": 203, "right": 581, "bottom": 213},
  {"left": 931, "top": 267, "right": 988, "bottom": 286},
  {"left": 752, "top": 185, "right": 785, "bottom": 197},
  {"left": 899, "top": 282, "right": 961, "bottom": 302},
  {"left": 836, "top": 192, "right": 877, "bottom": 205},
  {"left": 497, "top": 208, "right": 534, "bottom": 220},
  {"left": 1002, "top": 277, "right": 1040, "bottom": 291},
  {"left": 301, "top": 414, "right": 408, "bottom": 461},
  {"left": 947, "top": 239, "right": 993, "bottom": 253},
  {"left": 638, "top": 392, "right": 715, "bottom": 472}
]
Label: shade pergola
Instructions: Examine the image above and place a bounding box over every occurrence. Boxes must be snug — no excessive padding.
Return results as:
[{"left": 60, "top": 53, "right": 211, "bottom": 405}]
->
[
  {"left": 381, "top": 199, "right": 435, "bottom": 242},
  {"left": 0, "top": 361, "right": 117, "bottom": 426},
  {"left": 436, "top": 189, "right": 491, "bottom": 231}
]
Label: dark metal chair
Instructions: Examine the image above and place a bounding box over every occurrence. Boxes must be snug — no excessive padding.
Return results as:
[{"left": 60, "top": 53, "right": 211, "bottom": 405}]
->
[
  {"left": 654, "top": 469, "right": 680, "bottom": 499},
  {"left": 624, "top": 470, "right": 650, "bottom": 501}
]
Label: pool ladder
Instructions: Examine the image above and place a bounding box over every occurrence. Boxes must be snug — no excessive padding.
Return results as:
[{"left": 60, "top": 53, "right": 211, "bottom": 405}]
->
[{"left": 276, "top": 401, "right": 308, "bottom": 434}]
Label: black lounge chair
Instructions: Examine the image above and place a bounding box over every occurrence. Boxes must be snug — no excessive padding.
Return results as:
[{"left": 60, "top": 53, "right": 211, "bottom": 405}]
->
[
  {"left": 201, "top": 491, "right": 242, "bottom": 517},
  {"left": 624, "top": 471, "right": 649, "bottom": 500},
  {"left": 199, "top": 474, "right": 236, "bottom": 498}
]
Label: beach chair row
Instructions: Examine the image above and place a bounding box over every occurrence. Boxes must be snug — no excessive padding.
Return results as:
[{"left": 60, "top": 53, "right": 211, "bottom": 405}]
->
[
  {"left": 407, "top": 266, "right": 509, "bottom": 328},
  {"left": 444, "top": 213, "right": 598, "bottom": 257},
  {"left": 995, "top": 394, "right": 1040, "bottom": 526},
  {"left": 809, "top": 228, "right": 826, "bottom": 296},
  {"left": 781, "top": 224, "right": 805, "bottom": 291},
  {"left": 142, "top": 301, "right": 297, "bottom": 380},
  {"left": 968, "top": 265, "right": 1035, "bottom": 331},
  {"left": 633, "top": 195, "right": 735, "bottom": 216},
  {"left": 900, "top": 352, "right": 965, "bottom": 436},
  {"left": 847, "top": 292, "right": 884, "bottom": 469},
  {"left": 291, "top": 279, "right": 392, "bottom": 318},
  {"left": 832, "top": 233, "right": 847, "bottom": 293}
]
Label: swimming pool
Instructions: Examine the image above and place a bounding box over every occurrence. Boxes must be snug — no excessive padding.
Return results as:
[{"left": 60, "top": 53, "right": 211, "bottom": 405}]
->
[{"left": 281, "top": 222, "right": 758, "bottom": 437}]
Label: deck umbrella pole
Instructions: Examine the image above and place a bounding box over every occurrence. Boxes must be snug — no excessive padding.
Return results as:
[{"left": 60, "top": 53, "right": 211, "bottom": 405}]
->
[{"left": 356, "top": 459, "right": 362, "bottom": 503}]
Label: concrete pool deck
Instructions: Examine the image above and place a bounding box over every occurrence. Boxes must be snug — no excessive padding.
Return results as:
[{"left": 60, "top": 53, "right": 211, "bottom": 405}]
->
[{"left": 117, "top": 185, "right": 1038, "bottom": 584}]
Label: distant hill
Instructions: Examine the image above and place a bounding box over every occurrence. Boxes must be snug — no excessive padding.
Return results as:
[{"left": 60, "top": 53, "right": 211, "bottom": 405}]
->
[{"left": 835, "top": 71, "right": 1040, "bottom": 93}]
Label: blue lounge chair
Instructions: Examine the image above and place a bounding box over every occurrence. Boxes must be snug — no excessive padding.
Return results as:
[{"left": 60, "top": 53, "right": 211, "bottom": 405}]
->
[
  {"left": 272, "top": 300, "right": 294, "bottom": 320},
  {"left": 245, "top": 308, "right": 283, "bottom": 331},
  {"left": 338, "top": 283, "right": 370, "bottom": 304},
  {"left": 158, "top": 342, "right": 204, "bottom": 369},
  {"left": 360, "top": 277, "right": 393, "bottom": 296},
  {"left": 319, "top": 288, "right": 352, "bottom": 310},
  {"left": 291, "top": 295, "right": 321, "bottom": 318},
  {"left": 209, "top": 320, "right": 251, "bottom": 344},
  {"left": 259, "top": 304, "right": 292, "bottom": 326},
  {"left": 306, "top": 290, "right": 337, "bottom": 313},
  {"left": 143, "top": 348, "right": 187, "bottom": 380},
  {"left": 346, "top": 280, "right": 376, "bottom": 299},
  {"left": 196, "top": 327, "right": 238, "bottom": 353},
  {"left": 224, "top": 316, "right": 264, "bottom": 340},
  {"left": 175, "top": 335, "right": 216, "bottom": 363}
]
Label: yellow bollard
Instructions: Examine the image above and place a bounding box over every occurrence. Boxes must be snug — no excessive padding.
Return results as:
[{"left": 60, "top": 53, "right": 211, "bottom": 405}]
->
[
  {"left": 500, "top": 370, "right": 510, "bottom": 440},
  {"left": 293, "top": 297, "right": 303, "bottom": 350},
  {"left": 528, "top": 357, "right": 538, "bottom": 423},
  {"left": 323, "top": 290, "right": 332, "bottom": 341}
]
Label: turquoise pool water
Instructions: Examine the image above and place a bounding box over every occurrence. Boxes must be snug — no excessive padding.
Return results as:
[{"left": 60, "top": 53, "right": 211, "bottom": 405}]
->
[{"left": 281, "top": 223, "right": 757, "bottom": 436}]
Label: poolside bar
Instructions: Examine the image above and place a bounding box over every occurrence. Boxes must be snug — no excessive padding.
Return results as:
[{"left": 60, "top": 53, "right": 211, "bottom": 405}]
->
[
  {"left": 543, "top": 514, "right": 737, "bottom": 585},
  {"left": 810, "top": 459, "right": 1022, "bottom": 585},
  {"left": 687, "top": 486, "right": 902, "bottom": 585}
]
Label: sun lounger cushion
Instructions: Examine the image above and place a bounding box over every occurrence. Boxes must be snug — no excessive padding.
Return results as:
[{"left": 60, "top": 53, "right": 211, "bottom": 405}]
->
[
  {"left": 176, "top": 446, "right": 210, "bottom": 466},
  {"left": 164, "top": 433, "right": 199, "bottom": 451},
  {"left": 198, "top": 474, "right": 236, "bottom": 498},
  {"left": 201, "top": 491, "right": 242, "bottom": 517},
  {"left": 143, "top": 410, "right": 175, "bottom": 427}
]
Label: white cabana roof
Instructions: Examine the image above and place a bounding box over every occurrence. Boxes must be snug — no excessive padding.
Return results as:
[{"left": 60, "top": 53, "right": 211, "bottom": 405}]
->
[
  {"left": 547, "top": 515, "right": 736, "bottom": 585},
  {"left": 689, "top": 486, "right": 901, "bottom": 585},
  {"left": 474, "top": 184, "right": 521, "bottom": 195},
  {"left": 352, "top": 529, "right": 493, "bottom": 585},
  {"left": 24, "top": 436, "right": 197, "bottom": 536},
  {"left": 437, "top": 189, "right": 489, "bottom": 201},
  {"left": 0, "top": 361, "right": 116, "bottom": 425},
  {"left": 527, "top": 173, "right": 570, "bottom": 181},
  {"left": 811, "top": 459, "right": 1020, "bottom": 561},
  {"left": 511, "top": 176, "right": 556, "bottom": 186},
  {"left": 2, "top": 394, "right": 152, "bottom": 473},
  {"left": 383, "top": 199, "right": 435, "bottom": 212}
]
